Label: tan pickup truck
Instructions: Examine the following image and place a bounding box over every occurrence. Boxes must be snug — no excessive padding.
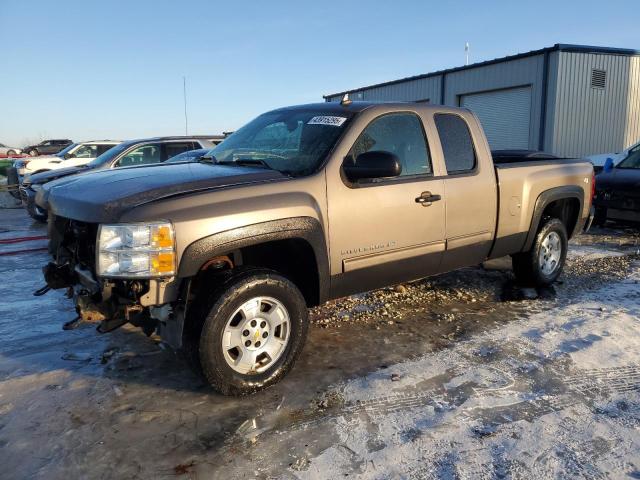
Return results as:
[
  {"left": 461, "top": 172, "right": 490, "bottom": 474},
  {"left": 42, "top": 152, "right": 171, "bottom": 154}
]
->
[{"left": 40, "top": 101, "right": 594, "bottom": 395}]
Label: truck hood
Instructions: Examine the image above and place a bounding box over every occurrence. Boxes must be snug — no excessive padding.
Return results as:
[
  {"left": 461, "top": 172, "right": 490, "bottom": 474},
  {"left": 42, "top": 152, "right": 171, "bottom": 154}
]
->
[
  {"left": 27, "top": 165, "right": 88, "bottom": 185},
  {"left": 43, "top": 162, "right": 287, "bottom": 223}
]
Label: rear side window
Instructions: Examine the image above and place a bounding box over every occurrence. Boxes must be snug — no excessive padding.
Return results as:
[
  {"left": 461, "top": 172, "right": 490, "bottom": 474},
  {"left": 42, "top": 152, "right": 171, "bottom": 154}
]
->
[
  {"left": 165, "top": 142, "right": 197, "bottom": 160},
  {"left": 96, "top": 144, "right": 115, "bottom": 156},
  {"left": 347, "top": 113, "right": 432, "bottom": 177},
  {"left": 434, "top": 114, "right": 476, "bottom": 173}
]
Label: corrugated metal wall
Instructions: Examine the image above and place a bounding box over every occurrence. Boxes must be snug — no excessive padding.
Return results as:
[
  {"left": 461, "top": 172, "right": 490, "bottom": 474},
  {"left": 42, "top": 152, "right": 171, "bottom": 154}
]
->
[
  {"left": 325, "top": 75, "right": 442, "bottom": 103},
  {"left": 443, "top": 55, "right": 546, "bottom": 150},
  {"left": 326, "top": 55, "right": 548, "bottom": 150},
  {"left": 625, "top": 56, "right": 640, "bottom": 149},
  {"left": 325, "top": 49, "right": 640, "bottom": 157},
  {"left": 550, "top": 52, "right": 637, "bottom": 157}
]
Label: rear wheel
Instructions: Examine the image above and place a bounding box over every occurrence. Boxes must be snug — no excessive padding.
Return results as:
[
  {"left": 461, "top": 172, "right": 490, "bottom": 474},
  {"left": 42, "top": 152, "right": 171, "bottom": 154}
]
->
[
  {"left": 512, "top": 218, "right": 568, "bottom": 287},
  {"left": 6, "top": 149, "right": 16, "bottom": 156},
  {"left": 185, "top": 268, "right": 309, "bottom": 396}
]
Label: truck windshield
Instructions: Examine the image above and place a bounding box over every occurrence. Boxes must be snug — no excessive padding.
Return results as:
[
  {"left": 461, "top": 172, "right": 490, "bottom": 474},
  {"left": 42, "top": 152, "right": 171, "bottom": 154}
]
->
[{"left": 208, "top": 109, "right": 353, "bottom": 176}]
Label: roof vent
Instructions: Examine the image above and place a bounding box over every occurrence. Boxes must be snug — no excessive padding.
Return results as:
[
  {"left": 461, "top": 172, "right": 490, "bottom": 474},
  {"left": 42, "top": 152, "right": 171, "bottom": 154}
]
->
[{"left": 591, "top": 69, "right": 606, "bottom": 89}]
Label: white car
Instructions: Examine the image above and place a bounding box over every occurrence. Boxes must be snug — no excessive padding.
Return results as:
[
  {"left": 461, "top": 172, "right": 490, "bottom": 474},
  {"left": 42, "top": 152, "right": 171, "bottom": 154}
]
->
[
  {"left": 585, "top": 138, "right": 640, "bottom": 169},
  {"left": 19, "top": 140, "right": 121, "bottom": 176},
  {"left": 0, "top": 143, "right": 22, "bottom": 156}
]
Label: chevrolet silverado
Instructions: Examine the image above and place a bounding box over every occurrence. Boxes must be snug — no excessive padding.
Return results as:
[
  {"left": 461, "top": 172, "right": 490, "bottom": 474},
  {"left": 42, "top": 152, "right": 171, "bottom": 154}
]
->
[{"left": 39, "top": 101, "right": 594, "bottom": 395}]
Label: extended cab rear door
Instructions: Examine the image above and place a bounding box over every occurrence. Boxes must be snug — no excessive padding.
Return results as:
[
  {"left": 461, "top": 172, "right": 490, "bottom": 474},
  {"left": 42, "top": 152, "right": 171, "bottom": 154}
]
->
[
  {"left": 428, "top": 110, "right": 498, "bottom": 271},
  {"left": 326, "top": 107, "right": 446, "bottom": 297}
]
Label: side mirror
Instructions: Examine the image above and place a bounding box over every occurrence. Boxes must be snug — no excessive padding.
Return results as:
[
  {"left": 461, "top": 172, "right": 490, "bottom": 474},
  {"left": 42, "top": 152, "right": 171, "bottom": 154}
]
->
[
  {"left": 603, "top": 157, "right": 614, "bottom": 172},
  {"left": 343, "top": 151, "right": 402, "bottom": 182},
  {"left": 64, "top": 153, "right": 73, "bottom": 159}
]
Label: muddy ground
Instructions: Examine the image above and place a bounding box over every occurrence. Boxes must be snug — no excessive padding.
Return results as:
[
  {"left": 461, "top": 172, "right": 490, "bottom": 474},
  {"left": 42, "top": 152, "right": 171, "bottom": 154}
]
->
[{"left": 0, "top": 208, "right": 638, "bottom": 479}]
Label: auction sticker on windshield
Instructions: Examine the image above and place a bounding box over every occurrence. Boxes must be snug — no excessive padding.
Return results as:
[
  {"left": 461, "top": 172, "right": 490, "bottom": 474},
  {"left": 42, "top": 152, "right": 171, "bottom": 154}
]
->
[{"left": 307, "top": 116, "right": 347, "bottom": 127}]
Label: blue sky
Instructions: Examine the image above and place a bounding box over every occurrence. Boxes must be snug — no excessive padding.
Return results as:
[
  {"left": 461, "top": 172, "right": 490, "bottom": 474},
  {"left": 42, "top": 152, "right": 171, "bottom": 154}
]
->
[{"left": 0, "top": 0, "right": 637, "bottom": 147}]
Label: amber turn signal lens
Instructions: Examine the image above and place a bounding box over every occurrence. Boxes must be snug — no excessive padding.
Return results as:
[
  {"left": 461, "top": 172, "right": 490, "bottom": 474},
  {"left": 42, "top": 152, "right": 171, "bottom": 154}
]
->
[
  {"left": 152, "top": 225, "right": 174, "bottom": 248},
  {"left": 151, "top": 252, "right": 175, "bottom": 274}
]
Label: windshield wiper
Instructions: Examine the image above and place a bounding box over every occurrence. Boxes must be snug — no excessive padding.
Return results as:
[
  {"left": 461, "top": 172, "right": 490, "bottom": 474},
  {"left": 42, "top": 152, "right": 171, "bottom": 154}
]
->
[
  {"left": 216, "top": 158, "right": 274, "bottom": 169},
  {"left": 208, "top": 157, "right": 291, "bottom": 177}
]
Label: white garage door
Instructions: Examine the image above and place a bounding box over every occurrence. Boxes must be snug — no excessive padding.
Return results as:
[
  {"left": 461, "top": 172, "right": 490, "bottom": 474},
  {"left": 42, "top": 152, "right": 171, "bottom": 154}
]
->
[{"left": 460, "top": 86, "right": 532, "bottom": 150}]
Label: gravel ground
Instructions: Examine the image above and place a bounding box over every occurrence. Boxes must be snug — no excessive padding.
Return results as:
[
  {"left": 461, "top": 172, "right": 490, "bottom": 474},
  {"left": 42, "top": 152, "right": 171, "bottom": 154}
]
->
[{"left": 0, "top": 209, "right": 638, "bottom": 479}]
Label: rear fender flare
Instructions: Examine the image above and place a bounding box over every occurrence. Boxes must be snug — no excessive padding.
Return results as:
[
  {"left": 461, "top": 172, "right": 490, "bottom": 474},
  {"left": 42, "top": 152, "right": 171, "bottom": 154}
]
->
[{"left": 523, "top": 186, "right": 584, "bottom": 251}]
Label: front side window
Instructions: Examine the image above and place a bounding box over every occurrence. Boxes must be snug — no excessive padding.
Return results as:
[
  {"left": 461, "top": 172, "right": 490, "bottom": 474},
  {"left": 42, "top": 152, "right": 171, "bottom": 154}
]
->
[
  {"left": 209, "top": 109, "right": 354, "bottom": 177},
  {"left": 435, "top": 114, "right": 477, "bottom": 173},
  {"left": 116, "top": 144, "right": 162, "bottom": 167},
  {"left": 346, "top": 113, "right": 432, "bottom": 177},
  {"left": 617, "top": 145, "right": 640, "bottom": 169}
]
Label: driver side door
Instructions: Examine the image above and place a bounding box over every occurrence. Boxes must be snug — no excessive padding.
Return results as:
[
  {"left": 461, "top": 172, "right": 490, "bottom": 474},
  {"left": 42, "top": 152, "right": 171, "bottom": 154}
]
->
[{"left": 327, "top": 111, "right": 446, "bottom": 297}]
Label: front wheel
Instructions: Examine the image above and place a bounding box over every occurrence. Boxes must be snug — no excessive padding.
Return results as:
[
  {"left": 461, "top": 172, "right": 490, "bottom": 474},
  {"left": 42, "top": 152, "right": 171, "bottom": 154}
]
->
[
  {"left": 186, "top": 268, "right": 309, "bottom": 396},
  {"left": 28, "top": 149, "right": 38, "bottom": 157},
  {"left": 511, "top": 218, "right": 568, "bottom": 287}
]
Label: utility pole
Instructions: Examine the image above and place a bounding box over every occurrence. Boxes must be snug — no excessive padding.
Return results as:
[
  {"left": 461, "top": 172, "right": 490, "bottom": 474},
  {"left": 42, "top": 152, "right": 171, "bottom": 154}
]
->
[
  {"left": 465, "top": 42, "right": 470, "bottom": 66},
  {"left": 183, "top": 76, "right": 189, "bottom": 135}
]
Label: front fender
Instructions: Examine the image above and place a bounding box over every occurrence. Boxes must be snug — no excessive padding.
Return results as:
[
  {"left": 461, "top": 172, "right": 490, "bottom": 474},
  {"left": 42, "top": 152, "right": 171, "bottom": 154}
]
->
[{"left": 177, "top": 216, "right": 330, "bottom": 302}]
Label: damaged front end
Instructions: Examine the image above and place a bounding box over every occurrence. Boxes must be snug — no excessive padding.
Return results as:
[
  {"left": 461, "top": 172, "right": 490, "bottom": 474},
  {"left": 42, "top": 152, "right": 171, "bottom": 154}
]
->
[{"left": 41, "top": 214, "right": 187, "bottom": 348}]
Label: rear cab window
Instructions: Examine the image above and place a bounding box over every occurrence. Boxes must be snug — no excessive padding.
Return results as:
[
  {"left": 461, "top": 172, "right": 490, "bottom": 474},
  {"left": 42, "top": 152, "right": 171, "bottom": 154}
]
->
[{"left": 434, "top": 114, "right": 477, "bottom": 174}]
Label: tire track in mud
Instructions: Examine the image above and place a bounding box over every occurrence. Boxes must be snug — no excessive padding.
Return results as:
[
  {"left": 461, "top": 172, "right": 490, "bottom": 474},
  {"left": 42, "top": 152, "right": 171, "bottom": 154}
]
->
[{"left": 277, "top": 364, "right": 640, "bottom": 434}]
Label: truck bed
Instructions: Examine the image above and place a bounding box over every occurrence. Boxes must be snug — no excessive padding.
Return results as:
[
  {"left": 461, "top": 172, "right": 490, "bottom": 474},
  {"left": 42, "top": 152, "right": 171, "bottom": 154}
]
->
[{"left": 490, "top": 157, "right": 593, "bottom": 259}]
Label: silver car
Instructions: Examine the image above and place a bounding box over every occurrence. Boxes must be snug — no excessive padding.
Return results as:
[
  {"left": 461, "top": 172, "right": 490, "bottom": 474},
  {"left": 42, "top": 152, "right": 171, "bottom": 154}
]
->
[{"left": 0, "top": 143, "right": 22, "bottom": 156}]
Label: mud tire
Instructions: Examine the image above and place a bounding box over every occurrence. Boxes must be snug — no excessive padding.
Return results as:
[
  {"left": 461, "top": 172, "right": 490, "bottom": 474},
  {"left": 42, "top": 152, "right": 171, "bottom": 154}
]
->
[
  {"left": 183, "top": 268, "right": 308, "bottom": 396},
  {"left": 512, "top": 218, "right": 568, "bottom": 287}
]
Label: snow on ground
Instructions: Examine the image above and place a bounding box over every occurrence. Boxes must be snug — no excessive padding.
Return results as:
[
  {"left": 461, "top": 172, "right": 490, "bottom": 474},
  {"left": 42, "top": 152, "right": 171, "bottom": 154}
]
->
[
  {"left": 0, "top": 207, "right": 638, "bottom": 479},
  {"left": 231, "top": 257, "right": 640, "bottom": 479},
  {"left": 567, "top": 244, "right": 629, "bottom": 261}
]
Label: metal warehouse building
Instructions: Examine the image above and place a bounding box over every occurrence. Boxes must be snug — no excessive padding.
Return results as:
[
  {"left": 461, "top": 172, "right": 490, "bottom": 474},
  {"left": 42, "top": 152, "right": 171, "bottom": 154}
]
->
[{"left": 324, "top": 44, "right": 640, "bottom": 158}]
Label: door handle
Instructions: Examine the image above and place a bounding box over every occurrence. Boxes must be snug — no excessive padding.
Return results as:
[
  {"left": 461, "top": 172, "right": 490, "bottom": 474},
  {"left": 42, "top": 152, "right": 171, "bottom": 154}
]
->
[{"left": 415, "top": 191, "right": 441, "bottom": 206}]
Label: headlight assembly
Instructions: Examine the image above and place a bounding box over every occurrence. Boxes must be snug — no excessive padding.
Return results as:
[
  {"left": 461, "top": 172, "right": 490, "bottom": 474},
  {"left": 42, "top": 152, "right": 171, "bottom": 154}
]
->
[{"left": 97, "top": 222, "right": 176, "bottom": 278}]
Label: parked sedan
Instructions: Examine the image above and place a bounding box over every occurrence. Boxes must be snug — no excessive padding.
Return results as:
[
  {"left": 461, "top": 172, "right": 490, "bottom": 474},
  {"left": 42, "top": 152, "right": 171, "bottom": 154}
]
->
[
  {"left": 22, "top": 139, "right": 73, "bottom": 157},
  {"left": 8, "top": 143, "right": 79, "bottom": 197},
  {"left": 0, "top": 143, "right": 22, "bottom": 157},
  {"left": 593, "top": 143, "right": 640, "bottom": 225},
  {"left": 19, "top": 140, "right": 121, "bottom": 176}
]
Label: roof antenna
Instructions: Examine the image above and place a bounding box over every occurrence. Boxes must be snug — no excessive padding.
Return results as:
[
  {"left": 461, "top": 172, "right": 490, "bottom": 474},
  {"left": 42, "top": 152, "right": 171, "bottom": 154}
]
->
[{"left": 341, "top": 93, "right": 352, "bottom": 106}]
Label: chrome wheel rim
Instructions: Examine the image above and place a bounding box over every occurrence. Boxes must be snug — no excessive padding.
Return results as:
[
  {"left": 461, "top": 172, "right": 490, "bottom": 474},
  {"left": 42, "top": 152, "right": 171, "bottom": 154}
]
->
[
  {"left": 221, "top": 296, "right": 290, "bottom": 375},
  {"left": 539, "top": 231, "right": 562, "bottom": 276}
]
